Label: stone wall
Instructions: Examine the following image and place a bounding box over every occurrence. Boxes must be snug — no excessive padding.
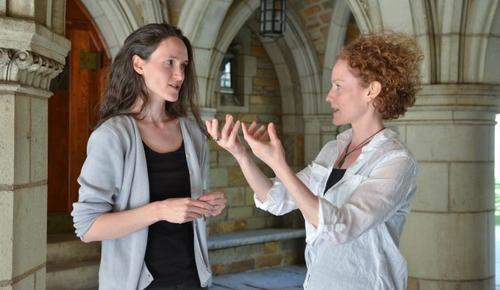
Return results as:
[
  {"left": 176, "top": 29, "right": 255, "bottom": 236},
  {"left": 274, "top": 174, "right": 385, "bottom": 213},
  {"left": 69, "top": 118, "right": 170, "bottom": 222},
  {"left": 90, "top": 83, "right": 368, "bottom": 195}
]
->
[
  {"left": 209, "top": 238, "right": 304, "bottom": 275},
  {"left": 208, "top": 29, "right": 291, "bottom": 235}
]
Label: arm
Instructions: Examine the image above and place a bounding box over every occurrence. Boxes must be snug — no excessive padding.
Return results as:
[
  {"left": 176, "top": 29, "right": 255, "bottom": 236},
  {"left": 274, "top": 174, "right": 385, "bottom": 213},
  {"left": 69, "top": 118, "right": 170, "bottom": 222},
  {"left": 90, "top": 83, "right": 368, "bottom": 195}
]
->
[
  {"left": 244, "top": 122, "right": 416, "bottom": 239},
  {"left": 205, "top": 114, "right": 273, "bottom": 200},
  {"left": 72, "top": 125, "right": 212, "bottom": 243},
  {"left": 82, "top": 199, "right": 211, "bottom": 242},
  {"left": 241, "top": 122, "right": 320, "bottom": 225}
]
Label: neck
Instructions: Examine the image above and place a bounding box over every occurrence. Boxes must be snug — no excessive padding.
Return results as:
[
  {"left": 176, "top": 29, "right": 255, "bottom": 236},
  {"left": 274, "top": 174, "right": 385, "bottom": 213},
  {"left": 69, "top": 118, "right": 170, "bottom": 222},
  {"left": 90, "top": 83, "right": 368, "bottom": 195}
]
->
[
  {"left": 132, "top": 97, "right": 170, "bottom": 124},
  {"left": 350, "top": 118, "right": 384, "bottom": 146}
]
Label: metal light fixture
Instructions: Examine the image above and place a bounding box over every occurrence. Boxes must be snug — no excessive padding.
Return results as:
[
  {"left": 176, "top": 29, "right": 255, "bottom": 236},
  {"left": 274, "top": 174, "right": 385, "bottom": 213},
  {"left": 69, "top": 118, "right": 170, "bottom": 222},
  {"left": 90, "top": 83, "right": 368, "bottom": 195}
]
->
[{"left": 260, "top": 0, "right": 286, "bottom": 38}]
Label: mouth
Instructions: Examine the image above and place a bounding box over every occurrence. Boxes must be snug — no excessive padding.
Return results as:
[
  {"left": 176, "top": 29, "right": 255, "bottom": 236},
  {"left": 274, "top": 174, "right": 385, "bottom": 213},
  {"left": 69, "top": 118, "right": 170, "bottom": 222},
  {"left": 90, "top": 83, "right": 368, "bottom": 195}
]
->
[
  {"left": 169, "top": 83, "right": 181, "bottom": 91},
  {"left": 332, "top": 107, "right": 339, "bottom": 113}
]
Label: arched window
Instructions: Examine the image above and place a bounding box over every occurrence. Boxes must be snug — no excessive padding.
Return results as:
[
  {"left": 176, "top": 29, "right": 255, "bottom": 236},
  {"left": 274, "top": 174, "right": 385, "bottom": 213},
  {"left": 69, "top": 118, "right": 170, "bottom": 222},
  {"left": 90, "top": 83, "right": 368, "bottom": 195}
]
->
[{"left": 220, "top": 55, "right": 234, "bottom": 94}]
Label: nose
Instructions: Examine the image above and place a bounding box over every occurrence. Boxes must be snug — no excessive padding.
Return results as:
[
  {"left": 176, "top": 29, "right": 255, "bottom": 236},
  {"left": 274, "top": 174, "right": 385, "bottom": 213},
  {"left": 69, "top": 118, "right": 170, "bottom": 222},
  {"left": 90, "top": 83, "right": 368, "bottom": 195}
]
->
[
  {"left": 325, "top": 88, "right": 334, "bottom": 103},
  {"left": 173, "top": 65, "right": 185, "bottom": 82}
]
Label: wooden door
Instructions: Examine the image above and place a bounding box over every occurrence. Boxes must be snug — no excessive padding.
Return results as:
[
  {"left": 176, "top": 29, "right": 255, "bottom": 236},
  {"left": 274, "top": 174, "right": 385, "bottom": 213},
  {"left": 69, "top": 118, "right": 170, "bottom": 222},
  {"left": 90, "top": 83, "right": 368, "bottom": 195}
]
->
[{"left": 48, "top": 0, "right": 110, "bottom": 213}]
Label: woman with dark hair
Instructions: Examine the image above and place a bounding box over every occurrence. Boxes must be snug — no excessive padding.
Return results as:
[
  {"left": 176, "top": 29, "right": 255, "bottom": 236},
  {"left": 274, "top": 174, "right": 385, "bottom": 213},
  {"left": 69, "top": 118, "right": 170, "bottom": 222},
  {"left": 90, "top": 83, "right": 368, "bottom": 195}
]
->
[
  {"left": 71, "top": 23, "right": 226, "bottom": 290},
  {"left": 206, "top": 32, "right": 423, "bottom": 289}
]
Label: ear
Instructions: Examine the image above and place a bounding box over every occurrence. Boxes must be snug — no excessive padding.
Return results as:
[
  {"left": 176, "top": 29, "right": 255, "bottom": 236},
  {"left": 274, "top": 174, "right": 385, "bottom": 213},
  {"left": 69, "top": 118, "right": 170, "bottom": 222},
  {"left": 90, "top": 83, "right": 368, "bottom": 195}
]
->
[
  {"left": 132, "top": 55, "right": 145, "bottom": 75},
  {"left": 366, "top": 81, "right": 382, "bottom": 101}
]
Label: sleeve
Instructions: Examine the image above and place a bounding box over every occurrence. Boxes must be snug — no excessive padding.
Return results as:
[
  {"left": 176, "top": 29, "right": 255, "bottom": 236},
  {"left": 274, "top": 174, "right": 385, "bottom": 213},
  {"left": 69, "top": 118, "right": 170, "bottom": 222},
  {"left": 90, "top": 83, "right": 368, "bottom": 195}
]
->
[
  {"left": 254, "top": 165, "right": 318, "bottom": 215},
  {"left": 254, "top": 150, "right": 329, "bottom": 216},
  {"left": 71, "top": 125, "right": 124, "bottom": 239},
  {"left": 312, "top": 154, "right": 417, "bottom": 245}
]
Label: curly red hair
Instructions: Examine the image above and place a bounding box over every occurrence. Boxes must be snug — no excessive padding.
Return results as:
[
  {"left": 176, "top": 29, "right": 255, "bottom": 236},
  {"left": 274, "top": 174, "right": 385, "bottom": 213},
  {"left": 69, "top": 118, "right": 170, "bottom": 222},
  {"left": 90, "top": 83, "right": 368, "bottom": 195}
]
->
[{"left": 339, "top": 32, "right": 423, "bottom": 120}]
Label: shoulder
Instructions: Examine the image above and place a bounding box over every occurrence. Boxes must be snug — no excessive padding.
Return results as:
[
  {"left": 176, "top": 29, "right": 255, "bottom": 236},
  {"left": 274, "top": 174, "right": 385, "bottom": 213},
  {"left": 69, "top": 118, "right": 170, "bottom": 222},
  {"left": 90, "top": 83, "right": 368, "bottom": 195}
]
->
[
  {"left": 90, "top": 115, "right": 135, "bottom": 149},
  {"left": 376, "top": 138, "right": 417, "bottom": 175},
  {"left": 310, "top": 139, "right": 338, "bottom": 166},
  {"left": 319, "top": 139, "right": 338, "bottom": 155},
  {"left": 96, "top": 115, "right": 134, "bottom": 133},
  {"left": 381, "top": 133, "right": 415, "bottom": 161}
]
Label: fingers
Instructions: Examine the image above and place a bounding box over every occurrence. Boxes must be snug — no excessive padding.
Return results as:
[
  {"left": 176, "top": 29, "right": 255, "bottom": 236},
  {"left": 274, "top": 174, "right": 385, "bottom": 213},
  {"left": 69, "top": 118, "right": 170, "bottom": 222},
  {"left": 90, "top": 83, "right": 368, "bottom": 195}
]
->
[
  {"left": 199, "top": 191, "right": 225, "bottom": 201},
  {"left": 253, "top": 125, "right": 266, "bottom": 139},
  {"left": 198, "top": 192, "right": 226, "bottom": 217},
  {"left": 228, "top": 120, "right": 241, "bottom": 143},
  {"left": 199, "top": 192, "right": 226, "bottom": 208},
  {"left": 205, "top": 118, "right": 219, "bottom": 141},
  {"left": 241, "top": 122, "right": 253, "bottom": 143},
  {"left": 220, "top": 114, "right": 233, "bottom": 140},
  {"left": 247, "top": 121, "right": 257, "bottom": 134},
  {"left": 260, "top": 130, "right": 270, "bottom": 142},
  {"left": 188, "top": 199, "right": 214, "bottom": 211},
  {"left": 268, "top": 122, "right": 279, "bottom": 142}
]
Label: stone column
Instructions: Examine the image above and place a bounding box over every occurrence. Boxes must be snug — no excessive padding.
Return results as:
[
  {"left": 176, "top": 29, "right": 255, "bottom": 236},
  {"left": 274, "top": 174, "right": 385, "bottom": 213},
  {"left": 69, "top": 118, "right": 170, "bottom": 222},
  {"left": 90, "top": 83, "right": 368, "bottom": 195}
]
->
[
  {"left": 396, "top": 84, "right": 500, "bottom": 290},
  {"left": 0, "top": 16, "right": 69, "bottom": 290}
]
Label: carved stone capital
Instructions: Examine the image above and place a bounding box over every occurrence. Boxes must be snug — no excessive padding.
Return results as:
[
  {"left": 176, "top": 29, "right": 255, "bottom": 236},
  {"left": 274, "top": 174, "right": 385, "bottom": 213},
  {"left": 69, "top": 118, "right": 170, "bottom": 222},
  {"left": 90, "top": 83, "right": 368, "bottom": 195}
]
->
[{"left": 0, "top": 48, "right": 64, "bottom": 90}]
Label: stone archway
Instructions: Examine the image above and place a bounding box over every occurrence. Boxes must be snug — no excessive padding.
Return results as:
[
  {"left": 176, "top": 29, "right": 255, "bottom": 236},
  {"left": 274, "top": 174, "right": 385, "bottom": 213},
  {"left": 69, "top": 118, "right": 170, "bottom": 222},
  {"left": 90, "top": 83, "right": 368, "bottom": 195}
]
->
[
  {"left": 79, "top": 0, "right": 140, "bottom": 57},
  {"left": 204, "top": 1, "right": 322, "bottom": 116}
]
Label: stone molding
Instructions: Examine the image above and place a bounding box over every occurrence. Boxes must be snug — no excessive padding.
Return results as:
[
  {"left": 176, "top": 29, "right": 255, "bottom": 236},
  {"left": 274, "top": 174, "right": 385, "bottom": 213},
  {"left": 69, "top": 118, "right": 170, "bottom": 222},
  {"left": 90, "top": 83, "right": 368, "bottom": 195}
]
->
[
  {"left": 0, "top": 48, "right": 64, "bottom": 91},
  {"left": 0, "top": 18, "right": 70, "bottom": 64},
  {"left": 415, "top": 84, "right": 500, "bottom": 112}
]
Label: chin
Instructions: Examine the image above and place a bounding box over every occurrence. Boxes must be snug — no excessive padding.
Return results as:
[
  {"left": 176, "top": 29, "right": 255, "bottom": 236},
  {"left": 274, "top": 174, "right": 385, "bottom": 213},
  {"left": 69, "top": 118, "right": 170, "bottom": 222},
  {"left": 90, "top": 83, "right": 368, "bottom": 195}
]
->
[
  {"left": 332, "top": 118, "right": 347, "bottom": 126},
  {"left": 163, "top": 95, "right": 179, "bottom": 103}
]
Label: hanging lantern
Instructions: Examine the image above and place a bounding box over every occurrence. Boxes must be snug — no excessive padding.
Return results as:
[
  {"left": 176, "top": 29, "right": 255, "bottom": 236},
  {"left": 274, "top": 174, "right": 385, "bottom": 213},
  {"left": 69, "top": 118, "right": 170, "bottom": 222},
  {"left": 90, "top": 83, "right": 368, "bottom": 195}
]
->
[{"left": 260, "top": 0, "right": 286, "bottom": 38}]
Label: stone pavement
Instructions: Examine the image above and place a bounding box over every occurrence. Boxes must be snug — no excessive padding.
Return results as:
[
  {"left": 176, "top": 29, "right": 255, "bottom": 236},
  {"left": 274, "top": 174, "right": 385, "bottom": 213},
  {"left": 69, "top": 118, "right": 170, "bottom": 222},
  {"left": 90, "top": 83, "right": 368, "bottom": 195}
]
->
[{"left": 211, "top": 265, "right": 306, "bottom": 290}]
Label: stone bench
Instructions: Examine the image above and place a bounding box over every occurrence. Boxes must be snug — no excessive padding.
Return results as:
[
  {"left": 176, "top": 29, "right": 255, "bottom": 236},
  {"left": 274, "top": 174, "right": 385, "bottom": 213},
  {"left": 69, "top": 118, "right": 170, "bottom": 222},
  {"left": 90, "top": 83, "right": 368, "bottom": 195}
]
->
[
  {"left": 207, "top": 228, "right": 306, "bottom": 275},
  {"left": 46, "top": 228, "right": 306, "bottom": 289}
]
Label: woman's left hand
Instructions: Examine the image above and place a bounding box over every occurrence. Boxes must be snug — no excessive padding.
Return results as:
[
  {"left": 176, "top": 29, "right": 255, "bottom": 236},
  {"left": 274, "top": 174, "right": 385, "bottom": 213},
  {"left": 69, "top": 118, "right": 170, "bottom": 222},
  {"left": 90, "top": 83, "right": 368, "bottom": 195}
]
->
[
  {"left": 198, "top": 191, "right": 226, "bottom": 216},
  {"left": 241, "top": 122, "right": 287, "bottom": 171}
]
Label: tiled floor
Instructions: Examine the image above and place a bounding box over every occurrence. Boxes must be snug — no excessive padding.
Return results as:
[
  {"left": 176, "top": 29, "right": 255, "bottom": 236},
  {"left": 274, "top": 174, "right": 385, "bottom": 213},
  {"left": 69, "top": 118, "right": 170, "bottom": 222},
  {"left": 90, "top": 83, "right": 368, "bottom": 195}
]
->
[{"left": 211, "top": 265, "right": 306, "bottom": 290}]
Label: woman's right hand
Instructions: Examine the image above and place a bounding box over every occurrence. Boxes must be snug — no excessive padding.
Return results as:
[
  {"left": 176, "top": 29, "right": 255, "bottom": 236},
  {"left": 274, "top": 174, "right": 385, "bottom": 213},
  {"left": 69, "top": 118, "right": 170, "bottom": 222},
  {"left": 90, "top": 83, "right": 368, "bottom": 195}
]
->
[
  {"left": 205, "top": 114, "right": 245, "bottom": 159},
  {"left": 155, "top": 197, "right": 213, "bottom": 223}
]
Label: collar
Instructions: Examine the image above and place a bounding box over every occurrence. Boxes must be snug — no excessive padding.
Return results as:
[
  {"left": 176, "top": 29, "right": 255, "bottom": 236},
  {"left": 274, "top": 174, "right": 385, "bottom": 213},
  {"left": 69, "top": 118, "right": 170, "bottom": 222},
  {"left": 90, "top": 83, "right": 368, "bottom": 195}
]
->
[{"left": 336, "top": 127, "right": 399, "bottom": 153}]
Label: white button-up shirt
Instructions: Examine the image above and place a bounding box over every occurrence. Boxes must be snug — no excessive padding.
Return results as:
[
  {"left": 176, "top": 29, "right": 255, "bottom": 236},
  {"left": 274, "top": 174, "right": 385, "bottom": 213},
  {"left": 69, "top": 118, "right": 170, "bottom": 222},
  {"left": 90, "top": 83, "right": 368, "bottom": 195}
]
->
[{"left": 255, "top": 128, "right": 417, "bottom": 290}]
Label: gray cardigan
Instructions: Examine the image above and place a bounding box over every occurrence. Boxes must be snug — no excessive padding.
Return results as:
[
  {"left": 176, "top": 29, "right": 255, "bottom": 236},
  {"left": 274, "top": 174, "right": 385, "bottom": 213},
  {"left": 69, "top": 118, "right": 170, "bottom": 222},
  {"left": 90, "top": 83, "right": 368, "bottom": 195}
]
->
[{"left": 71, "top": 115, "right": 212, "bottom": 290}]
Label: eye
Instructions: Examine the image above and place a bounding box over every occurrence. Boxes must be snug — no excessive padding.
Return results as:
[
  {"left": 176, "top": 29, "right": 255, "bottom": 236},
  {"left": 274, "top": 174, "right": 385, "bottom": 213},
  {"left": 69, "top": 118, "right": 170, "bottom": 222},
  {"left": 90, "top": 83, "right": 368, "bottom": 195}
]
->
[
  {"left": 164, "top": 59, "right": 174, "bottom": 66},
  {"left": 335, "top": 83, "right": 341, "bottom": 90}
]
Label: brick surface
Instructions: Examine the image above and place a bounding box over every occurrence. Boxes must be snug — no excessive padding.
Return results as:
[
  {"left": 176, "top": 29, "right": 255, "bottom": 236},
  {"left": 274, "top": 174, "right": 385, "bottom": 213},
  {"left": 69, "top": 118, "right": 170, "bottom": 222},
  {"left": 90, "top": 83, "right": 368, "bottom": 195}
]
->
[{"left": 255, "top": 254, "right": 283, "bottom": 268}]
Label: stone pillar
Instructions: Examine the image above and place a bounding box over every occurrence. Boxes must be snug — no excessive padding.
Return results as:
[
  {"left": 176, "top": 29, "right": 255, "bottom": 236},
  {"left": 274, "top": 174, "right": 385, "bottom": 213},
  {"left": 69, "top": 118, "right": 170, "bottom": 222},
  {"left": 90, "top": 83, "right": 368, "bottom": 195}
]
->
[
  {"left": 397, "top": 84, "right": 500, "bottom": 290},
  {"left": 0, "top": 15, "right": 69, "bottom": 290},
  {"left": 303, "top": 116, "right": 323, "bottom": 164}
]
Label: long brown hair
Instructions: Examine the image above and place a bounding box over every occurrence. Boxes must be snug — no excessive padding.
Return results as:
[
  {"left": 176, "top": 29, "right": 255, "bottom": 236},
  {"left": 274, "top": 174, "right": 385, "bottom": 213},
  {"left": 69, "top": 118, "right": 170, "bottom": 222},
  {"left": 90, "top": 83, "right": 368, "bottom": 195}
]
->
[{"left": 97, "top": 23, "right": 205, "bottom": 133}]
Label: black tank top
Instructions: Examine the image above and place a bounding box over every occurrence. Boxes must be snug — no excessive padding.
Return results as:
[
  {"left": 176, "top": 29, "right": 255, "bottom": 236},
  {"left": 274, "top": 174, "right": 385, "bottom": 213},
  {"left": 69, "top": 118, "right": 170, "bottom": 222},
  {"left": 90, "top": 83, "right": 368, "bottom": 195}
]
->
[
  {"left": 324, "top": 168, "right": 347, "bottom": 194},
  {"left": 143, "top": 141, "right": 199, "bottom": 287}
]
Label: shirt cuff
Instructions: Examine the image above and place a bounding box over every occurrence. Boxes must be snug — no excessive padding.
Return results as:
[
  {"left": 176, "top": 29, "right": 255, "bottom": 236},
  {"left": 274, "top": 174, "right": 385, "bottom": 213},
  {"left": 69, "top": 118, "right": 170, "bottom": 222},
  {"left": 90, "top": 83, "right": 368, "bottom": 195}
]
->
[
  {"left": 254, "top": 180, "right": 282, "bottom": 210},
  {"left": 316, "top": 197, "right": 345, "bottom": 237}
]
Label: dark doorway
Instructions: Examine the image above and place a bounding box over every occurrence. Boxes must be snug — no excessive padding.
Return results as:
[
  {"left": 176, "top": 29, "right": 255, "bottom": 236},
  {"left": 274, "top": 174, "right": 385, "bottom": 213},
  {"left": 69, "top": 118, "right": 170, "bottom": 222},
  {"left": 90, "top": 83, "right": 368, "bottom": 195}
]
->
[{"left": 48, "top": 0, "right": 110, "bottom": 231}]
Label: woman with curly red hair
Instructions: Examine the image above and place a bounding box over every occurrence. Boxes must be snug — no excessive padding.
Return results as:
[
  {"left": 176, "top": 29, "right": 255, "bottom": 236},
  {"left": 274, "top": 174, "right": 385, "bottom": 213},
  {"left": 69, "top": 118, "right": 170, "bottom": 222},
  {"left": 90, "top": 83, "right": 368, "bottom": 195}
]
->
[{"left": 206, "top": 32, "right": 423, "bottom": 290}]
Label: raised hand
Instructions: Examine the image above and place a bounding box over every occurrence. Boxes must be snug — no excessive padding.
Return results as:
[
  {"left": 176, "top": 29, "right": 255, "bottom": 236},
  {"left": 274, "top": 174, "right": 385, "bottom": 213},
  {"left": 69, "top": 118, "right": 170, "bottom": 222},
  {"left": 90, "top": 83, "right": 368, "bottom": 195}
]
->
[
  {"left": 205, "top": 114, "right": 246, "bottom": 159},
  {"left": 198, "top": 191, "right": 227, "bottom": 216},
  {"left": 155, "top": 197, "right": 213, "bottom": 223},
  {"left": 241, "top": 122, "right": 286, "bottom": 171}
]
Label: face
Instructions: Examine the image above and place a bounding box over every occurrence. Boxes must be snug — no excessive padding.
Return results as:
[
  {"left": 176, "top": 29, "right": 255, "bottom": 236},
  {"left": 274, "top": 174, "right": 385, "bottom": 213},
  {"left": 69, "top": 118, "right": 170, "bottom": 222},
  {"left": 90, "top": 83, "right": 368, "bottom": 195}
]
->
[
  {"left": 325, "top": 59, "right": 372, "bottom": 126},
  {"left": 134, "top": 37, "right": 189, "bottom": 103}
]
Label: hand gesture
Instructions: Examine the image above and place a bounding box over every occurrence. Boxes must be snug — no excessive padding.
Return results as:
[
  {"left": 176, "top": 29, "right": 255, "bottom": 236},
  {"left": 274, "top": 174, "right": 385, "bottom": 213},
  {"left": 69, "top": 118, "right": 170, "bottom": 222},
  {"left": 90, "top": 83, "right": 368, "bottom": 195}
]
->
[
  {"left": 156, "top": 197, "right": 213, "bottom": 223},
  {"left": 242, "top": 122, "right": 286, "bottom": 171},
  {"left": 198, "top": 191, "right": 227, "bottom": 216},
  {"left": 205, "top": 114, "right": 246, "bottom": 159}
]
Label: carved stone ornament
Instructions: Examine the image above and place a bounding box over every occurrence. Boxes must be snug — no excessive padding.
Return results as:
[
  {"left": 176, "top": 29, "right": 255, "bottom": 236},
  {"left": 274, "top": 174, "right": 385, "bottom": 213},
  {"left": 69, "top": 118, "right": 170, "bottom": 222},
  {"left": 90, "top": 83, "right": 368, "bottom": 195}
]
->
[{"left": 0, "top": 48, "right": 64, "bottom": 90}]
